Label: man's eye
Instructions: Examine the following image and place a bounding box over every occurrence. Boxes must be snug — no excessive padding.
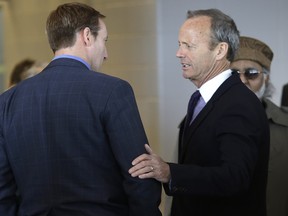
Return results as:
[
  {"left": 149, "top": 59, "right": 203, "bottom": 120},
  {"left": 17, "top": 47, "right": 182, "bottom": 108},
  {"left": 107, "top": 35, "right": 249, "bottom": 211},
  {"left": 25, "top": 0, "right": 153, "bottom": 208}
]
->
[{"left": 178, "top": 43, "right": 192, "bottom": 49}]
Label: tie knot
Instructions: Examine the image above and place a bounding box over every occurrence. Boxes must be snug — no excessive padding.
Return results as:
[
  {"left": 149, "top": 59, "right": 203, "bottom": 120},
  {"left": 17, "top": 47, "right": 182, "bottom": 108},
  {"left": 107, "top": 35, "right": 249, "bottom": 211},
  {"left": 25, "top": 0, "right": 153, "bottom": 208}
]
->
[
  {"left": 186, "top": 90, "right": 201, "bottom": 125},
  {"left": 189, "top": 90, "right": 201, "bottom": 105}
]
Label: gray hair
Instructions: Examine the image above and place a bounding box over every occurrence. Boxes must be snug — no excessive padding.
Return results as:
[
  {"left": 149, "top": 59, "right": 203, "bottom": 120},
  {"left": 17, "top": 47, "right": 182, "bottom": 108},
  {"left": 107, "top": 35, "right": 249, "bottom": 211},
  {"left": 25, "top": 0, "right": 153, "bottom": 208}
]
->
[
  {"left": 262, "top": 67, "right": 275, "bottom": 98},
  {"left": 187, "top": 9, "right": 240, "bottom": 62}
]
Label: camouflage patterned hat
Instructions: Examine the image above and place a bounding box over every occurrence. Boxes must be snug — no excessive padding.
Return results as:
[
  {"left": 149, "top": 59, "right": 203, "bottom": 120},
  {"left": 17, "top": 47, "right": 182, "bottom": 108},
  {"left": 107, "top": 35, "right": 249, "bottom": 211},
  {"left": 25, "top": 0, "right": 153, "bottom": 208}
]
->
[{"left": 233, "top": 36, "right": 274, "bottom": 70}]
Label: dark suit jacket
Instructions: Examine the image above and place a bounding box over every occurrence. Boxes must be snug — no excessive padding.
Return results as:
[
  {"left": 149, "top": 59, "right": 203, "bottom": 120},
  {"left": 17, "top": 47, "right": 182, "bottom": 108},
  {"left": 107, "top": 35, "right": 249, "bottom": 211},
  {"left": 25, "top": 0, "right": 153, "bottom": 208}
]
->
[
  {"left": 164, "top": 73, "right": 270, "bottom": 216},
  {"left": 0, "top": 58, "right": 162, "bottom": 216},
  {"left": 281, "top": 83, "right": 288, "bottom": 107}
]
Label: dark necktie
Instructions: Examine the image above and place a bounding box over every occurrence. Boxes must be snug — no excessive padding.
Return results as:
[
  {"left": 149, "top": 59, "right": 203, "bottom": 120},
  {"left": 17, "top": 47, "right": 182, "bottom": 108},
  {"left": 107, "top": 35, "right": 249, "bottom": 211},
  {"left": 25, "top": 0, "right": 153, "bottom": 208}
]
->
[{"left": 185, "top": 90, "right": 201, "bottom": 126}]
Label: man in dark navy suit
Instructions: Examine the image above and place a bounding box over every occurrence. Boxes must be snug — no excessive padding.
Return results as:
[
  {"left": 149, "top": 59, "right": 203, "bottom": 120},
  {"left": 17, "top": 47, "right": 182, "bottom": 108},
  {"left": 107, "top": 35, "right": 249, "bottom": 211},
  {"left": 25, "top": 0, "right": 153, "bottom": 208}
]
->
[
  {"left": 0, "top": 2, "right": 161, "bottom": 216},
  {"left": 129, "top": 9, "right": 269, "bottom": 216}
]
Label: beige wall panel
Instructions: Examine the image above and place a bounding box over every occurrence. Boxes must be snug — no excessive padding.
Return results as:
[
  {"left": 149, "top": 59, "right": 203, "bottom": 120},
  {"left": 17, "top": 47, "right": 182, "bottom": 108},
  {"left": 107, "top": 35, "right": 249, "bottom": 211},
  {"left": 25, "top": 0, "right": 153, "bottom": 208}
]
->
[
  {"left": 103, "top": 66, "right": 157, "bottom": 97},
  {"left": 97, "top": 0, "right": 159, "bottom": 152}
]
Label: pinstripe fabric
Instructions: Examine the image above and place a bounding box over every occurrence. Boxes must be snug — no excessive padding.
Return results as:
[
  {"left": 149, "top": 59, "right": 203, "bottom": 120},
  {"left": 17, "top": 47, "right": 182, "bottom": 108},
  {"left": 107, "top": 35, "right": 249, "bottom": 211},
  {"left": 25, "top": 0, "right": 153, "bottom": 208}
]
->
[{"left": 0, "top": 58, "right": 162, "bottom": 216}]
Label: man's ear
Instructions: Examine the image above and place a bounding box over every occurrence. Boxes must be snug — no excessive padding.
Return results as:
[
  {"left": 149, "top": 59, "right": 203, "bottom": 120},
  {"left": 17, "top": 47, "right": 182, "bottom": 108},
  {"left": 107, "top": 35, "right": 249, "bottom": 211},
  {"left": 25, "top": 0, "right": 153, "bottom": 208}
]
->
[
  {"left": 83, "top": 27, "right": 92, "bottom": 46},
  {"left": 215, "top": 42, "right": 229, "bottom": 60}
]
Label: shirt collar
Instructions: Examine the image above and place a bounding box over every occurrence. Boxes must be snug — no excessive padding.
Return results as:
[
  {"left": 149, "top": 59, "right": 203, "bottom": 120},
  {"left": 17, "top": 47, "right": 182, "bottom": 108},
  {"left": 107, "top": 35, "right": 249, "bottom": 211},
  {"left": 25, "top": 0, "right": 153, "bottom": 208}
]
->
[
  {"left": 198, "top": 69, "right": 232, "bottom": 103},
  {"left": 53, "top": 54, "right": 91, "bottom": 70}
]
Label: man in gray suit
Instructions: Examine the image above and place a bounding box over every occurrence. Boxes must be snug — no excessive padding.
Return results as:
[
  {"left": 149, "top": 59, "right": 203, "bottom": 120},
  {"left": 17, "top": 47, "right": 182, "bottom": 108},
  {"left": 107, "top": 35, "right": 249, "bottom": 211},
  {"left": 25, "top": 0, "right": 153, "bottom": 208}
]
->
[{"left": 0, "top": 3, "right": 161, "bottom": 216}]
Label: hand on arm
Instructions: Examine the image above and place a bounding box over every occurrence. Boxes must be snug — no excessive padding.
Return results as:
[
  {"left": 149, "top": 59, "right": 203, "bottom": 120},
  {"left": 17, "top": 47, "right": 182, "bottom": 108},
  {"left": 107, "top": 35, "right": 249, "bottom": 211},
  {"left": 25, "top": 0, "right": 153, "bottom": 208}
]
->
[{"left": 129, "top": 144, "right": 171, "bottom": 183}]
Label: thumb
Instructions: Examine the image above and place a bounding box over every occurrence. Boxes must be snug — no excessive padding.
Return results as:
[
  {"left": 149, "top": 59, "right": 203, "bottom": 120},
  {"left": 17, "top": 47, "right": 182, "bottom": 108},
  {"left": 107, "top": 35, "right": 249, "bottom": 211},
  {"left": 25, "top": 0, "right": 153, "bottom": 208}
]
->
[{"left": 144, "top": 144, "right": 153, "bottom": 155}]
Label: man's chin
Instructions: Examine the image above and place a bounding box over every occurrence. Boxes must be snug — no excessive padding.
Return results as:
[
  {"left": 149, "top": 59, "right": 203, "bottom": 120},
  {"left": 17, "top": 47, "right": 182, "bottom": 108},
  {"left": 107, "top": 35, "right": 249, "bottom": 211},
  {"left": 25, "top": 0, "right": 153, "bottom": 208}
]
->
[{"left": 183, "top": 72, "right": 190, "bottom": 79}]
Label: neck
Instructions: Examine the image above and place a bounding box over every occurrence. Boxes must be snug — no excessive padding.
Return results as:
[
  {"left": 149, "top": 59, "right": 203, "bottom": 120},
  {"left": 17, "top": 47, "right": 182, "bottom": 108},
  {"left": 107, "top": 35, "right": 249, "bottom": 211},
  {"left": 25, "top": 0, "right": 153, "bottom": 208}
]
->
[{"left": 195, "top": 60, "right": 230, "bottom": 88}]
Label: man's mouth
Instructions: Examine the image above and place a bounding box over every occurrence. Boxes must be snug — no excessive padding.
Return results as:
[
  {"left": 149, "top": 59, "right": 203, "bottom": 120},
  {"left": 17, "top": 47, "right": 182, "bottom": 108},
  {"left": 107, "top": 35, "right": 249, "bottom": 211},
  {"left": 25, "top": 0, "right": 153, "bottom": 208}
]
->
[{"left": 181, "top": 63, "right": 191, "bottom": 68}]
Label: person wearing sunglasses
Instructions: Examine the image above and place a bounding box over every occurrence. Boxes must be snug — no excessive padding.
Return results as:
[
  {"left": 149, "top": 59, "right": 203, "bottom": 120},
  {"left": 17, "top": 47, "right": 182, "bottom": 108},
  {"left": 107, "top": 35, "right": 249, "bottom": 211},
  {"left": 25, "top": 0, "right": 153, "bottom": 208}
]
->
[
  {"left": 231, "top": 36, "right": 288, "bottom": 216},
  {"left": 281, "top": 83, "right": 288, "bottom": 111}
]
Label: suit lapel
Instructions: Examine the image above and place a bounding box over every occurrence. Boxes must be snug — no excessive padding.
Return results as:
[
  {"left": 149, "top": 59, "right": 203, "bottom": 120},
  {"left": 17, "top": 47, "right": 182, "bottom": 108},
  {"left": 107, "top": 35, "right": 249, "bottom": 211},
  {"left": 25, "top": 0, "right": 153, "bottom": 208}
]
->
[
  {"left": 180, "top": 102, "right": 214, "bottom": 162},
  {"left": 179, "top": 74, "right": 241, "bottom": 162}
]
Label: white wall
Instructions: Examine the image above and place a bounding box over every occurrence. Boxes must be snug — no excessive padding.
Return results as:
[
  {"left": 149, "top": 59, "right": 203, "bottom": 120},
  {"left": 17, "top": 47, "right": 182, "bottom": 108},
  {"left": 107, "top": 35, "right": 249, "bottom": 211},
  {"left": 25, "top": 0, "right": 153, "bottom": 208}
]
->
[{"left": 157, "top": 0, "right": 288, "bottom": 214}]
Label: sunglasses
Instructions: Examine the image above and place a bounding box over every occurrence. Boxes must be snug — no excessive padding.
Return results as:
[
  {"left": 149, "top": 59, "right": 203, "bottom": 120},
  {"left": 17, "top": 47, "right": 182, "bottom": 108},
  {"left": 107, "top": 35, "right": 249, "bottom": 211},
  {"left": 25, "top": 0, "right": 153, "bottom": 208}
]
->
[{"left": 231, "top": 68, "right": 263, "bottom": 80}]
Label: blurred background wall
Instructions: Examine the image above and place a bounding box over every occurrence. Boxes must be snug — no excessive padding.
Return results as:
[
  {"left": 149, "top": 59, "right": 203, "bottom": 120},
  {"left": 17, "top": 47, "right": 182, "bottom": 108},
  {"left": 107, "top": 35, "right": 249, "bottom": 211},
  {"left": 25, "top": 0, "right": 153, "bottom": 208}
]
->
[
  {"left": 0, "top": 0, "right": 159, "bottom": 153},
  {"left": 0, "top": 0, "right": 288, "bottom": 215}
]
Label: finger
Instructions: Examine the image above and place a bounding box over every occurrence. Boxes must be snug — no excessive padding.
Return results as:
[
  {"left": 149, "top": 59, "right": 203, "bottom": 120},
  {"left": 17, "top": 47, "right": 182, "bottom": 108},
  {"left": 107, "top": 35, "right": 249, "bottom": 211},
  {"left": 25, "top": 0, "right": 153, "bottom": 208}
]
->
[
  {"left": 129, "top": 159, "right": 148, "bottom": 173},
  {"left": 138, "top": 172, "right": 154, "bottom": 179},
  {"left": 131, "top": 153, "right": 149, "bottom": 166},
  {"left": 129, "top": 165, "right": 154, "bottom": 177},
  {"left": 128, "top": 164, "right": 141, "bottom": 174},
  {"left": 144, "top": 144, "right": 153, "bottom": 155}
]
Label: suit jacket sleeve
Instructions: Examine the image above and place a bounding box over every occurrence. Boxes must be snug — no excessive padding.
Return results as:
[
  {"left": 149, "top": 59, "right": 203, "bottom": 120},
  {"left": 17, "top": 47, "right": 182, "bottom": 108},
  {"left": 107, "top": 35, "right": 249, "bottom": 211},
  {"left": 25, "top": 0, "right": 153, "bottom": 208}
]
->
[
  {"left": 0, "top": 94, "right": 18, "bottom": 216},
  {"left": 164, "top": 86, "right": 269, "bottom": 198},
  {"left": 104, "top": 80, "right": 162, "bottom": 216}
]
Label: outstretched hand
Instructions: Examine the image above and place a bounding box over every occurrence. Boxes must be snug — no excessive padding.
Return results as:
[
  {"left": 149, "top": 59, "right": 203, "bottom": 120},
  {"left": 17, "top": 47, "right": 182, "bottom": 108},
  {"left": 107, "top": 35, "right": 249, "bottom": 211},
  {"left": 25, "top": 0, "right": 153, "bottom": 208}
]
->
[{"left": 128, "top": 144, "right": 170, "bottom": 183}]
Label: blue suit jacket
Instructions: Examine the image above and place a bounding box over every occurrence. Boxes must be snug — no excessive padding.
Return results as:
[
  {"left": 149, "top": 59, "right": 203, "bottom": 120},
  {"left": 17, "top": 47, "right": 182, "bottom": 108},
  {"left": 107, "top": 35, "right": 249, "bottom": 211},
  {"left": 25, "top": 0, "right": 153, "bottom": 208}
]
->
[
  {"left": 0, "top": 58, "right": 162, "bottom": 216},
  {"left": 164, "top": 73, "right": 270, "bottom": 216}
]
